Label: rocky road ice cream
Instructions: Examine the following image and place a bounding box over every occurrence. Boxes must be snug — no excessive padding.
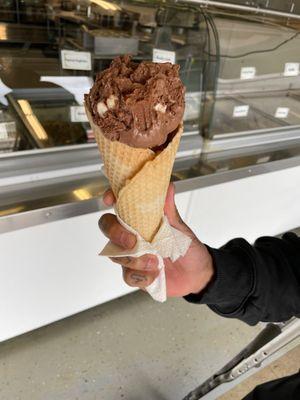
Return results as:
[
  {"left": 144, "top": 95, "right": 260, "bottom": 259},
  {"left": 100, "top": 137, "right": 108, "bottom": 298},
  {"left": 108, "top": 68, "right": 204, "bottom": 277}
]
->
[{"left": 85, "top": 55, "right": 185, "bottom": 148}]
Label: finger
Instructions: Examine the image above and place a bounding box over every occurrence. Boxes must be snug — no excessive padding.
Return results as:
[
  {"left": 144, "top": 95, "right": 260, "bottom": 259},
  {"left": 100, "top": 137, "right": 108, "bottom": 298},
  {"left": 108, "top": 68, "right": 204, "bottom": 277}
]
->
[
  {"left": 164, "top": 184, "right": 196, "bottom": 239},
  {"left": 122, "top": 267, "right": 159, "bottom": 289},
  {"left": 110, "top": 254, "right": 158, "bottom": 271},
  {"left": 164, "top": 183, "right": 184, "bottom": 228},
  {"left": 99, "top": 213, "right": 136, "bottom": 249},
  {"left": 103, "top": 189, "right": 116, "bottom": 207}
]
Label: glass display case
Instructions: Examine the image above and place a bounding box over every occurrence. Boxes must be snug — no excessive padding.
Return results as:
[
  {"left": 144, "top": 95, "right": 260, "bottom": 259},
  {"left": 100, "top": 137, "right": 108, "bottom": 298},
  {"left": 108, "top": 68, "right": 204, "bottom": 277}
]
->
[
  {"left": 1, "top": 0, "right": 300, "bottom": 155},
  {"left": 202, "top": 15, "right": 300, "bottom": 141},
  {"left": 7, "top": 88, "right": 90, "bottom": 148},
  {"left": 1, "top": 0, "right": 300, "bottom": 221},
  {"left": 0, "top": 0, "right": 211, "bottom": 153},
  {"left": 0, "top": 106, "right": 19, "bottom": 152},
  {"left": 1, "top": 0, "right": 300, "bottom": 357}
]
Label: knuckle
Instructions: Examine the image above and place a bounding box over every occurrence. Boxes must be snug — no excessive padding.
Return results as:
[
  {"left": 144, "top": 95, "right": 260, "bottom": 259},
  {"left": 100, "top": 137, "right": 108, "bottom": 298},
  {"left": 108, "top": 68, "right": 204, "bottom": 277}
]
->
[
  {"left": 125, "top": 255, "right": 158, "bottom": 271},
  {"left": 118, "top": 229, "right": 128, "bottom": 247},
  {"left": 114, "top": 227, "right": 136, "bottom": 249}
]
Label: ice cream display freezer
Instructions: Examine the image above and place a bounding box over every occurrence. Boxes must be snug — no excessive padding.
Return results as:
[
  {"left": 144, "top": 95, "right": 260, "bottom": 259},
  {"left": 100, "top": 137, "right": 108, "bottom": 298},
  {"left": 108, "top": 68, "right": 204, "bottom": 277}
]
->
[
  {"left": 0, "top": 0, "right": 300, "bottom": 340},
  {"left": 1, "top": 131, "right": 300, "bottom": 341}
]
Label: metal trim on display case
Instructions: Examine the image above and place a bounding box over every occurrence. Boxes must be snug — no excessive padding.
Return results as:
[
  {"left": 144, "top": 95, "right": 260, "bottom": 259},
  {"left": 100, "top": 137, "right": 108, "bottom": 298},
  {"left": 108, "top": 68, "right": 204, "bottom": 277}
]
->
[
  {"left": 203, "top": 126, "right": 300, "bottom": 153},
  {"left": 175, "top": 153, "right": 300, "bottom": 192},
  {"left": 183, "top": 1, "right": 300, "bottom": 20},
  {"left": 0, "top": 133, "right": 203, "bottom": 186},
  {"left": 1, "top": 153, "right": 300, "bottom": 235}
]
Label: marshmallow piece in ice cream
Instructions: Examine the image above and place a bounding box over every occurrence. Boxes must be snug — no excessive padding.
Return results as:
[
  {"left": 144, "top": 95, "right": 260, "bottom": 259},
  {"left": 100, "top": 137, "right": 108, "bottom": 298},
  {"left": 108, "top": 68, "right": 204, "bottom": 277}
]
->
[
  {"left": 154, "top": 103, "right": 167, "bottom": 113},
  {"left": 97, "top": 101, "right": 108, "bottom": 117},
  {"left": 107, "top": 95, "right": 118, "bottom": 109}
]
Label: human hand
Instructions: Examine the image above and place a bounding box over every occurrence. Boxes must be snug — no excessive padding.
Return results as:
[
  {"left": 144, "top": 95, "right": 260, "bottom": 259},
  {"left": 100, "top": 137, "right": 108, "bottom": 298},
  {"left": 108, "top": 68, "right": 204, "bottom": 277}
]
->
[{"left": 99, "top": 184, "right": 214, "bottom": 297}]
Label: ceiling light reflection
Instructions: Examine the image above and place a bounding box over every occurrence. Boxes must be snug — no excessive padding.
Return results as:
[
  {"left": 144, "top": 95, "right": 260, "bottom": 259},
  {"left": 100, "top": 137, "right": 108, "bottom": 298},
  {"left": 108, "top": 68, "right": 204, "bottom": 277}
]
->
[
  {"left": 90, "top": 0, "right": 121, "bottom": 12},
  {"left": 0, "top": 25, "right": 7, "bottom": 40},
  {"left": 17, "top": 99, "right": 48, "bottom": 141},
  {"left": 73, "top": 189, "right": 92, "bottom": 201},
  {"left": 0, "top": 206, "right": 24, "bottom": 217}
]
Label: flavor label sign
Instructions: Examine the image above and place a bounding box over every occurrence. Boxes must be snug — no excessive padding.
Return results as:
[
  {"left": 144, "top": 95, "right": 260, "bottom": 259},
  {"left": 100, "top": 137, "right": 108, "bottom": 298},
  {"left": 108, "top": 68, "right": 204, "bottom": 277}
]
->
[
  {"left": 70, "top": 106, "right": 88, "bottom": 122},
  {"left": 0, "top": 122, "right": 15, "bottom": 140},
  {"left": 275, "top": 107, "right": 289, "bottom": 118},
  {"left": 61, "top": 50, "right": 92, "bottom": 71},
  {"left": 233, "top": 105, "right": 249, "bottom": 117},
  {"left": 240, "top": 67, "right": 256, "bottom": 80},
  {"left": 0, "top": 123, "right": 8, "bottom": 140},
  {"left": 284, "top": 62, "right": 299, "bottom": 77},
  {"left": 153, "top": 49, "right": 176, "bottom": 64}
]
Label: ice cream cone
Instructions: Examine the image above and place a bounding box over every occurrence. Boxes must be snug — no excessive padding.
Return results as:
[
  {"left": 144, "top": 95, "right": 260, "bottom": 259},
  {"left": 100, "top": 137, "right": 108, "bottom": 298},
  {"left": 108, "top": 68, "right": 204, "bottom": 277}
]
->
[{"left": 86, "top": 105, "right": 183, "bottom": 242}]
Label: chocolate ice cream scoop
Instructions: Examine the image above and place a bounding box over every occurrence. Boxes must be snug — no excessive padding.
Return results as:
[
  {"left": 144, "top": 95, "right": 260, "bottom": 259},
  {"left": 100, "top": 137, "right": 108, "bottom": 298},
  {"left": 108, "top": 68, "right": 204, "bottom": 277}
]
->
[{"left": 85, "top": 55, "right": 185, "bottom": 149}]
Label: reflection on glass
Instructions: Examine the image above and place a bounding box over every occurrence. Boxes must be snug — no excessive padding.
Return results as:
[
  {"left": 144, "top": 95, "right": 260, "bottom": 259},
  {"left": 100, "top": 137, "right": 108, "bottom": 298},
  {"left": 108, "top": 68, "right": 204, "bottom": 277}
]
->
[
  {"left": 0, "top": 1, "right": 300, "bottom": 151},
  {"left": 18, "top": 99, "right": 34, "bottom": 116},
  {"left": 0, "top": 206, "right": 24, "bottom": 217},
  {"left": 90, "top": 0, "right": 121, "bottom": 12},
  {"left": 17, "top": 100, "right": 48, "bottom": 141},
  {"left": 73, "top": 189, "right": 92, "bottom": 201},
  {"left": 0, "top": 24, "right": 7, "bottom": 40},
  {"left": 203, "top": 15, "right": 300, "bottom": 138}
]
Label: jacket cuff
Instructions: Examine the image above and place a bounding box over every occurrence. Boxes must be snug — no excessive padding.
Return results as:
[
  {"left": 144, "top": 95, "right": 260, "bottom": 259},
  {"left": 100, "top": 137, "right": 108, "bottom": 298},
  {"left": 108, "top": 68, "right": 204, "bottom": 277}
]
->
[{"left": 184, "top": 241, "right": 256, "bottom": 313}]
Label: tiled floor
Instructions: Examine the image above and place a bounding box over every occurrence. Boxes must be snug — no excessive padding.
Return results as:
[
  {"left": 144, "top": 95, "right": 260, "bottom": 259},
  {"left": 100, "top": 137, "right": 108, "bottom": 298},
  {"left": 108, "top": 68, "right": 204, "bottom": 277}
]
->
[{"left": 0, "top": 291, "right": 262, "bottom": 400}]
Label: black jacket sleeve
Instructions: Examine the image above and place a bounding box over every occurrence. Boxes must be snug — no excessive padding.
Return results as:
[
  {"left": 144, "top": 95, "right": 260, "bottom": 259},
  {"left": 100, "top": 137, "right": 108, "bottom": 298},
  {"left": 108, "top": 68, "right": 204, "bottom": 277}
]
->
[
  {"left": 243, "top": 371, "right": 300, "bottom": 400},
  {"left": 184, "top": 232, "right": 300, "bottom": 325}
]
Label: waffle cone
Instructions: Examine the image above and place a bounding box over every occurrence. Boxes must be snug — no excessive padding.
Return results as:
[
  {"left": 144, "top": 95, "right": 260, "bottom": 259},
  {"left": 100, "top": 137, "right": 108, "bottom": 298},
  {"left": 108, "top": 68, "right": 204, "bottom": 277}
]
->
[
  {"left": 85, "top": 106, "right": 154, "bottom": 196},
  {"left": 85, "top": 104, "right": 183, "bottom": 242}
]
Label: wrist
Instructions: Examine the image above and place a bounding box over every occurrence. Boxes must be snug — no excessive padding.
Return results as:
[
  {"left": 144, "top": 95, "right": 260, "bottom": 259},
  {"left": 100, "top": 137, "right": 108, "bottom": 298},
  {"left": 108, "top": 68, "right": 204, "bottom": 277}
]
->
[{"left": 191, "top": 250, "right": 214, "bottom": 295}]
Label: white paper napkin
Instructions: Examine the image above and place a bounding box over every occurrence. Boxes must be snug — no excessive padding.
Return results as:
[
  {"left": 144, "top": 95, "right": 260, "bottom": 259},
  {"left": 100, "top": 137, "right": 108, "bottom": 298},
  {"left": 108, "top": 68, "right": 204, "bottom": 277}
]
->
[{"left": 99, "top": 215, "right": 192, "bottom": 302}]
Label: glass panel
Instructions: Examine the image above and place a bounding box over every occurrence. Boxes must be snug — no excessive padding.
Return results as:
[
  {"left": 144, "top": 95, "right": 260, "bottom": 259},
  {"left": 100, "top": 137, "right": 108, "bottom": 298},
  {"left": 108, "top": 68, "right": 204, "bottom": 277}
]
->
[
  {"left": 0, "top": 0, "right": 210, "bottom": 152},
  {"left": 203, "top": 13, "right": 300, "bottom": 138},
  {"left": 1, "top": 0, "right": 300, "bottom": 152}
]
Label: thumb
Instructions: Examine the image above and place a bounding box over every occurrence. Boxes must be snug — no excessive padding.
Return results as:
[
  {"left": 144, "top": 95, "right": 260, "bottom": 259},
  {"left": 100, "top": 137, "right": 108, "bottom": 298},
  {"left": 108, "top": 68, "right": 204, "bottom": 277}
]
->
[{"left": 164, "top": 183, "right": 185, "bottom": 230}]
